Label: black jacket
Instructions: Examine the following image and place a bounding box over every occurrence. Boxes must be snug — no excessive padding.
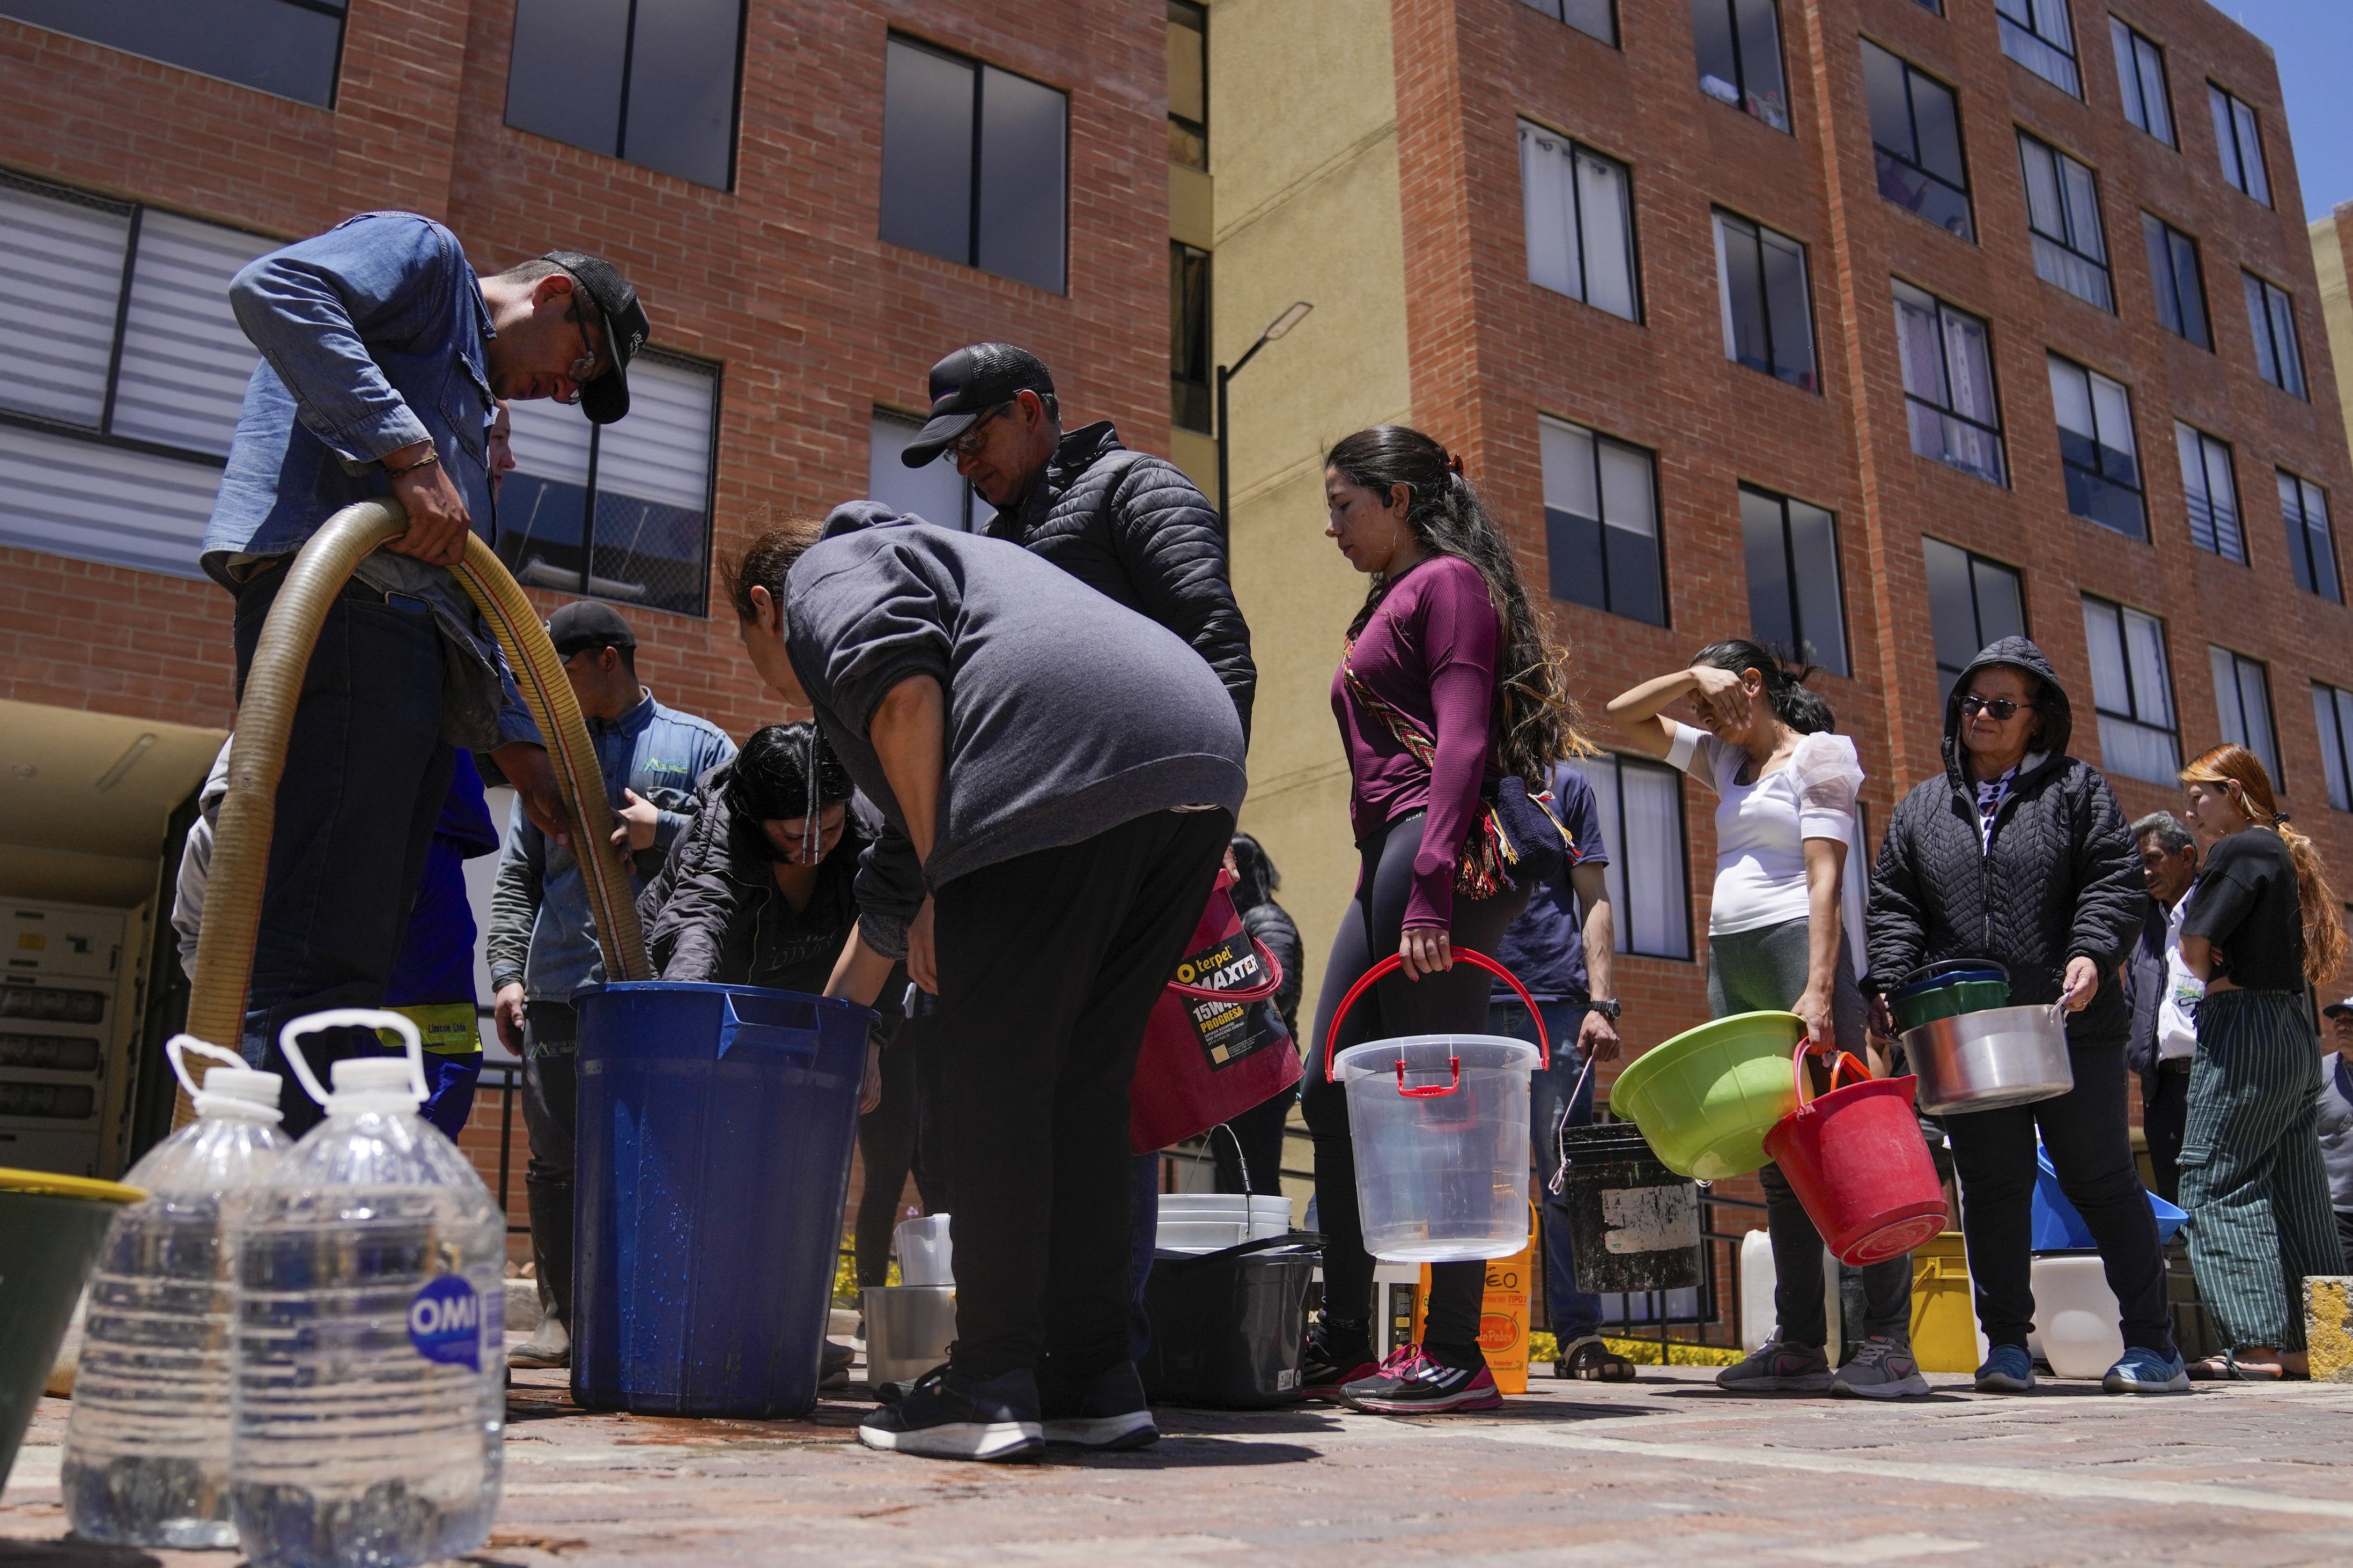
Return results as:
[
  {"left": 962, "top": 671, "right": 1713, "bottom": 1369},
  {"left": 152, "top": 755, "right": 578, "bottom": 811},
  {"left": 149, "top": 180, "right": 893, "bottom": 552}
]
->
[
  {"left": 1865, "top": 637, "right": 2142, "bottom": 1045},
  {"left": 2120, "top": 897, "right": 2172, "bottom": 1088},
  {"left": 1240, "top": 896, "right": 1305, "bottom": 1045},
  {"left": 987, "top": 420, "right": 1256, "bottom": 738}
]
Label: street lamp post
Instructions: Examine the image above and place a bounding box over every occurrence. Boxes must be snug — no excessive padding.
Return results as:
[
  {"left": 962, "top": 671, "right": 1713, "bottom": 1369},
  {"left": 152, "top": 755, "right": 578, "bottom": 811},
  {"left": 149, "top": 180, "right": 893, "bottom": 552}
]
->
[{"left": 1214, "top": 299, "right": 1313, "bottom": 541}]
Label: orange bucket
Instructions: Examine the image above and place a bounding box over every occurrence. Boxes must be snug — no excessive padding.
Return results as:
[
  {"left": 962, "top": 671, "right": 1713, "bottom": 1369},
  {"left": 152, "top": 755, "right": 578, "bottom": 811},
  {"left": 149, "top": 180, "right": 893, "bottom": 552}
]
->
[{"left": 1761, "top": 1044, "right": 1945, "bottom": 1266}]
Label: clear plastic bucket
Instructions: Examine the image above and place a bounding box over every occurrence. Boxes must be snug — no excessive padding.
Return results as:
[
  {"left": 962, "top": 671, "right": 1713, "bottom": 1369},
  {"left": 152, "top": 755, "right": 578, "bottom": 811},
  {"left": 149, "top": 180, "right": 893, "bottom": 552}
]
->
[{"left": 1333, "top": 1034, "right": 1539, "bottom": 1262}]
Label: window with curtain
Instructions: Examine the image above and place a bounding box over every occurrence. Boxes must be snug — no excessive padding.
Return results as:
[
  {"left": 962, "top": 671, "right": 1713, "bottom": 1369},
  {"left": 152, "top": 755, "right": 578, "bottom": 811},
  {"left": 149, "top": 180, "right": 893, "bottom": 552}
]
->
[
  {"left": 1168, "top": 1, "right": 1208, "bottom": 170},
  {"left": 1170, "top": 241, "right": 1212, "bottom": 433},
  {"left": 2209, "top": 84, "right": 2270, "bottom": 205},
  {"left": 2279, "top": 470, "right": 2339, "bottom": 603},
  {"left": 2312, "top": 682, "right": 2353, "bottom": 811},
  {"left": 2175, "top": 423, "right": 2244, "bottom": 563},
  {"left": 0, "top": 0, "right": 347, "bottom": 107},
  {"left": 1862, "top": 43, "right": 1973, "bottom": 240},
  {"left": 2047, "top": 354, "right": 2142, "bottom": 538},
  {"left": 2018, "top": 132, "right": 2110, "bottom": 310},
  {"left": 2141, "top": 214, "right": 2209, "bottom": 349},
  {"left": 506, "top": 0, "right": 745, "bottom": 189},
  {"left": 1995, "top": 0, "right": 2081, "bottom": 97},
  {"left": 868, "top": 409, "right": 977, "bottom": 532},
  {"left": 0, "top": 170, "right": 273, "bottom": 578},
  {"left": 1922, "top": 537, "right": 2026, "bottom": 704},
  {"left": 1581, "top": 754, "right": 1692, "bottom": 960},
  {"left": 1541, "top": 414, "right": 1664, "bottom": 626},
  {"left": 1894, "top": 281, "right": 2004, "bottom": 484},
  {"left": 2209, "top": 646, "right": 2280, "bottom": 786},
  {"left": 879, "top": 35, "right": 1068, "bottom": 294},
  {"left": 1518, "top": 121, "right": 1640, "bottom": 321},
  {"left": 1518, "top": 0, "right": 1617, "bottom": 47},
  {"left": 2109, "top": 19, "right": 2173, "bottom": 145},
  {"left": 1713, "top": 210, "right": 1817, "bottom": 390},
  {"left": 1740, "top": 486, "right": 1847, "bottom": 676},
  {"left": 2081, "top": 596, "right": 2178, "bottom": 783},
  {"left": 2241, "top": 272, "right": 2306, "bottom": 398},
  {"left": 497, "top": 351, "right": 720, "bottom": 615},
  {"left": 1691, "top": 0, "right": 1790, "bottom": 132}
]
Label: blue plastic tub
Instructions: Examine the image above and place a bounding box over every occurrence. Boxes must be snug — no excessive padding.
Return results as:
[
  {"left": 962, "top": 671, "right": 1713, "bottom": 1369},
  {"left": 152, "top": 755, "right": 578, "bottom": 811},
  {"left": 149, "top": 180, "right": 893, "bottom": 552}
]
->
[
  {"left": 2030, "top": 1141, "right": 2188, "bottom": 1251},
  {"left": 572, "top": 981, "right": 873, "bottom": 1418}
]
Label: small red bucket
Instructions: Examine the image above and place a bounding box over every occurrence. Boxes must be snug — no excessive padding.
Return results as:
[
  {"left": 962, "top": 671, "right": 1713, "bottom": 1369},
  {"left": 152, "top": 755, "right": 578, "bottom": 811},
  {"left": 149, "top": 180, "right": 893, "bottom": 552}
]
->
[{"left": 1761, "top": 1044, "right": 1946, "bottom": 1266}]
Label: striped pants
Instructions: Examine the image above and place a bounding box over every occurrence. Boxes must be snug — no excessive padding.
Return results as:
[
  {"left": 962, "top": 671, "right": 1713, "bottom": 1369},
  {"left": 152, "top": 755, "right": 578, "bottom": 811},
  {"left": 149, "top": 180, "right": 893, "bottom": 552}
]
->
[{"left": 2179, "top": 990, "right": 2341, "bottom": 1351}]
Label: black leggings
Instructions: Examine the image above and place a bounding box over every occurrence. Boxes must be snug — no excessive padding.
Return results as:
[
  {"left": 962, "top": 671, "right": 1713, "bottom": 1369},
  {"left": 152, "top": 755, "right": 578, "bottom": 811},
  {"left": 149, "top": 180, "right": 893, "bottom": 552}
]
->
[
  {"left": 855, "top": 1036, "right": 934, "bottom": 1289},
  {"left": 1303, "top": 811, "right": 1529, "bottom": 1352}
]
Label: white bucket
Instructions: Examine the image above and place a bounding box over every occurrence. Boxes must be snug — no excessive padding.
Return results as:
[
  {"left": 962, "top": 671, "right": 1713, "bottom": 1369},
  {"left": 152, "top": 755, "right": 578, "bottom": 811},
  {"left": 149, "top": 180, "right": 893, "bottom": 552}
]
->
[
  {"left": 1333, "top": 1034, "right": 1539, "bottom": 1262},
  {"left": 895, "top": 1213, "right": 953, "bottom": 1286},
  {"left": 2029, "top": 1254, "right": 2123, "bottom": 1379},
  {"left": 1157, "top": 1193, "right": 1290, "bottom": 1241}
]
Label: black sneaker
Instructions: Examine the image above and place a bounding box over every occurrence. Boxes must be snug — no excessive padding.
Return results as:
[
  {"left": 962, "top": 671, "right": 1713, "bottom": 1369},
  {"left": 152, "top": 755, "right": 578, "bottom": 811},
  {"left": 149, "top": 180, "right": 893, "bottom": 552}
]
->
[
  {"left": 855, "top": 1364, "right": 1044, "bottom": 1462},
  {"left": 1299, "top": 1319, "right": 1378, "bottom": 1403},
  {"left": 1037, "top": 1359, "right": 1157, "bottom": 1450}
]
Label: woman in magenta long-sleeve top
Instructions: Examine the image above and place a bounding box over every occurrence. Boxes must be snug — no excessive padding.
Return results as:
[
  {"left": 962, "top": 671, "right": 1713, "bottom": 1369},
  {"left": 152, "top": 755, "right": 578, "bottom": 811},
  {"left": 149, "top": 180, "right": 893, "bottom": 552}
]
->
[{"left": 1302, "top": 425, "right": 1589, "bottom": 1412}]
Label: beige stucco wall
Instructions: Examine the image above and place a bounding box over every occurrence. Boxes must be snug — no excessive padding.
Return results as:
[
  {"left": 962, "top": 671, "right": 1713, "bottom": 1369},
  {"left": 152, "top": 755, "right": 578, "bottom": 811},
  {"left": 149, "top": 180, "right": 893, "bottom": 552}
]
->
[
  {"left": 2312, "top": 210, "right": 2353, "bottom": 475},
  {"left": 1211, "top": 0, "right": 1411, "bottom": 1020}
]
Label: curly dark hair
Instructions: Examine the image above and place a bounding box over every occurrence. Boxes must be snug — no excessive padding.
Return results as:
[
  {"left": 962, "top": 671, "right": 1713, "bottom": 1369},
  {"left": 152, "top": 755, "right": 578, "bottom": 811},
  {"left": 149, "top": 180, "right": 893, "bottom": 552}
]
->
[{"left": 1688, "top": 639, "right": 1835, "bottom": 735}]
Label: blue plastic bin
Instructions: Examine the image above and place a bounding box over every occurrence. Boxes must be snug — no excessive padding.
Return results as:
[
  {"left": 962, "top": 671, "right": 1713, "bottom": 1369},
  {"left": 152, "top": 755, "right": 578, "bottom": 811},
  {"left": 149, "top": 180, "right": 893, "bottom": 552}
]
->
[
  {"left": 572, "top": 981, "right": 872, "bottom": 1417},
  {"left": 2029, "top": 1141, "right": 2188, "bottom": 1251}
]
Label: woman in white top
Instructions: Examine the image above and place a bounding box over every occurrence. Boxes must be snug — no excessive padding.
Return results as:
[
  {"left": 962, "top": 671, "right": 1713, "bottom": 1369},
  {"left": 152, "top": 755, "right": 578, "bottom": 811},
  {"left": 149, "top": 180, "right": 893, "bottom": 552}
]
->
[{"left": 1607, "top": 640, "right": 1923, "bottom": 1399}]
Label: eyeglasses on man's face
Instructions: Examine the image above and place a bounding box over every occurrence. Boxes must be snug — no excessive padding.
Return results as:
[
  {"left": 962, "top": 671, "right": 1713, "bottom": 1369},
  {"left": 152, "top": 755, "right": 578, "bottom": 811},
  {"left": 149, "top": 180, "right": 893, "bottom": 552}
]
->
[
  {"left": 946, "top": 402, "right": 1015, "bottom": 461},
  {"left": 1959, "top": 695, "right": 2036, "bottom": 721},
  {"left": 553, "top": 301, "right": 604, "bottom": 404}
]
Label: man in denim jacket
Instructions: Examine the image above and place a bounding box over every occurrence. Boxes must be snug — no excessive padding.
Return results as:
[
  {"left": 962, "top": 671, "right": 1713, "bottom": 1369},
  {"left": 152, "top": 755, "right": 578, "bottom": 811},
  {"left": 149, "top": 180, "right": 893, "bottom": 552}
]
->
[{"left": 200, "top": 210, "right": 647, "bottom": 1111}]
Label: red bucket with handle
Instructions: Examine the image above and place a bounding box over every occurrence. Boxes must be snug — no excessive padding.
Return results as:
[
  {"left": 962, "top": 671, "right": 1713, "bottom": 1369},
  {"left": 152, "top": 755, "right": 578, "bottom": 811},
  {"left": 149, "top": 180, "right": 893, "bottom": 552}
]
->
[{"left": 1760, "top": 1043, "right": 1946, "bottom": 1266}]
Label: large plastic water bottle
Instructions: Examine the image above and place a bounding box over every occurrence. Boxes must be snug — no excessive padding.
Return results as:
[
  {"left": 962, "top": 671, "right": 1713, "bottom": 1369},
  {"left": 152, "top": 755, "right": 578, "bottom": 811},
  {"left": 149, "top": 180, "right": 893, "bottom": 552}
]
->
[
  {"left": 228, "top": 1010, "right": 505, "bottom": 1568},
  {"left": 62, "top": 1037, "right": 292, "bottom": 1547}
]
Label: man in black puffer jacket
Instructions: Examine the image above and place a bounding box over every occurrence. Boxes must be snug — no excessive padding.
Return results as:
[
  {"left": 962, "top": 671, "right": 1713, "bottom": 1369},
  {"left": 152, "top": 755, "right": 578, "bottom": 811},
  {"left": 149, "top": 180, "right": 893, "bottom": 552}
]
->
[
  {"left": 1865, "top": 637, "right": 2179, "bottom": 1393},
  {"left": 899, "top": 342, "right": 1255, "bottom": 736}
]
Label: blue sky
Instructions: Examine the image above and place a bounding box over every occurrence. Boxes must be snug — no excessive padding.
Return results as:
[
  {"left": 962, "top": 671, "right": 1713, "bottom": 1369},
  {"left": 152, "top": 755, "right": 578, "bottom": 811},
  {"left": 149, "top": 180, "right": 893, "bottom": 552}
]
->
[{"left": 2216, "top": 0, "right": 2353, "bottom": 219}]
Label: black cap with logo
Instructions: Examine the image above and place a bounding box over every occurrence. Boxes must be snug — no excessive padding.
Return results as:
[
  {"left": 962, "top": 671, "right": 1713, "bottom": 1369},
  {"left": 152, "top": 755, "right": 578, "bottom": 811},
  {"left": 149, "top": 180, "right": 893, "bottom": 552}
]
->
[
  {"left": 900, "top": 343, "right": 1056, "bottom": 466},
  {"left": 540, "top": 250, "right": 650, "bottom": 426},
  {"left": 547, "top": 600, "right": 637, "bottom": 660}
]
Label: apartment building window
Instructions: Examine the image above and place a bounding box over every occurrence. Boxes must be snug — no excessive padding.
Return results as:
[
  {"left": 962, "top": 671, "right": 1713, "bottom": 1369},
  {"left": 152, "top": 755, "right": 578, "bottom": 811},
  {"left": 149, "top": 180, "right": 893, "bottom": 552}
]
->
[
  {"left": 2017, "top": 133, "right": 2111, "bottom": 311},
  {"left": 1995, "top": 0, "right": 2081, "bottom": 98},
  {"left": 1740, "top": 486, "right": 1847, "bottom": 676},
  {"left": 0, "top": 172, "right": 271, "bottom": 578},
  {"left": 506, "top": 0, "right": 745, "bottom": 189},
  {"left": 1520, "top": 0, "right": 1617, "bottom": 47},
  {"left": 880, "top": 36, "right": 1068, "bottom": 294},
  {"left": 2048, "top": 355, "right": 2143, "bottom": 539},
  {"left": 2279, "top": 470, "right": 2340, "bottom": 602},
  {"left": 2209, "top": 84, "right": 2270, "bottom": 205},
  {"left": 1581, "top": 755, "right": 1692, "bottom": 960},
  {"left": 1923, "top": 537, "right": 2026, "bottom": 704},
  {"left": 1713, "top": 211, "right": 1817, "bottom": 391},
  {"left": 1863, "top": 43, "right": 1973, "bottom": 240},
  {"left": 2242, "top": 272, "right": 2306, "bottom": 398},
  {"left": 2312, "top": 682, "right": 2353, "bottom": 811},
  {"left": 2081, "top": 596, "right": 2178, "bottom": 783},
  {"left": 869, "top": 409, "right": 978, "bottom": 532},
  {"left": 2209, "top": 646, "right": 2280, "bottom": 786},
  {"left": 0, "top": 0, "right": 346, "bottom": 107},
  {"left": 496, "top": 352, "right": 720, "bottom": 616},
  {"left": 1168, "top": 1, "right": 1208, "bottom": 170},
  {"left": 2142, "top": 215, "right": 2209, "bottom": 349},
  {"left": 1693, "top": 0, "right": 1791, "bottom": 132},
  {"left": 1519, "top": 122, "right": 1639, "bottom": 321},
  {"left": 1541, "top": 415, "right": 1664, "bottom": 626},
  {"left": 2175, "top": 423, "right": 2244, "bottom": 563},
  {"left": 1171, "top": 241, "right": 1213, "bottom": 434},
  {"left": 1895, "top": 282, "right": 2004, "bottom": 485},
  {"left": 2109, "top": 19, "right": 2173, "bottom": 146}
]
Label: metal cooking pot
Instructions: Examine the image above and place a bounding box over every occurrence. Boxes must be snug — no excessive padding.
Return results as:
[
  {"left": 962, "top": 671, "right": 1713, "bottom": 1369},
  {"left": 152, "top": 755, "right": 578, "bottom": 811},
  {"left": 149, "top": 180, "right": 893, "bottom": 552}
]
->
[
  {"left": 1902, "top": 1002, "right": 2072, "bottom": 1115},
  {"left": 862, "top": 1284, "right": 956, "bottom": 1387}
]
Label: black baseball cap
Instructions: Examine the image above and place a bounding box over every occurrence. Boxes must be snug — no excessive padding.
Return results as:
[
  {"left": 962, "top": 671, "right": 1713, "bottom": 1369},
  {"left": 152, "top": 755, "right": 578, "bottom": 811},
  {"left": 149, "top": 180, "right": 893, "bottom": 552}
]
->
[
  {"left": 547, "top": 601, "right": 637, "bottom": 660},
  {"left": 900, "top": 343, "right": 1056, "bottom": 466},
  {"left": 540, "top": 250, "right": 649, "bottom": 425}
]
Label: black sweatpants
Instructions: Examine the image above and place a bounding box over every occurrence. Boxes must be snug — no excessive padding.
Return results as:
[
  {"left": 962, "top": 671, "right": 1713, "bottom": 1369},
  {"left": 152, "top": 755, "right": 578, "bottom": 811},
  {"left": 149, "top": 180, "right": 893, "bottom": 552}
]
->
[
  {"left": 1304, "top": 811, "right": 1529, "bottom": 1352},
  {"left": 2142, "top": 1059, "right": 2192, "bottom": 1206},
  {"left": 1945, "top": 1040, "right": 2174, "bottom": 1355},
  {"left": 931, "top": 808, "right": 1232, "bottom": 1380},
  {"left": 855, "top": 1034, "right": 933, "bottom": 1289}
]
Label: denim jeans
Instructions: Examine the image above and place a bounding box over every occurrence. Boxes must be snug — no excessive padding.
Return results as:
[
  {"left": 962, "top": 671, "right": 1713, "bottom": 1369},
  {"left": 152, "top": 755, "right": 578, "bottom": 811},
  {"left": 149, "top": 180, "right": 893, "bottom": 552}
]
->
[{"left": 1490, "top": 1000, "right": 1603, "bottom": 1341}]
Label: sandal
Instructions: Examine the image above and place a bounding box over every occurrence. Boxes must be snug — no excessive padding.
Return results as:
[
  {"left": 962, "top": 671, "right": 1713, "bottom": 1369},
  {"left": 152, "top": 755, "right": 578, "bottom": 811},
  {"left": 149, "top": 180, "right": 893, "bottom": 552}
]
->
[
  {"left": 2186, "top": 1350, "right": 2283, "bottom": 1381},
  {"left": 1555, "top": 1335, "right": 1637, "bottom": 1382}
]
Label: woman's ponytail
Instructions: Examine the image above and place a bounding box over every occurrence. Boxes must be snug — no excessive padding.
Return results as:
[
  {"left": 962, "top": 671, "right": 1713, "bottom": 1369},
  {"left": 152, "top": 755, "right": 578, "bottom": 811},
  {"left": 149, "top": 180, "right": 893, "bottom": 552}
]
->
[{"left": 1691, "top": 639, "right": 1834, "bottom": 735}]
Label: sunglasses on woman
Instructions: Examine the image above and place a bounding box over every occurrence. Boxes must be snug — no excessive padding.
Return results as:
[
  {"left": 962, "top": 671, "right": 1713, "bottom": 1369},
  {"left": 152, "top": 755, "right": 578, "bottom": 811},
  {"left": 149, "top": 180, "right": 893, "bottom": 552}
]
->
[{"left": 1959, "top": 695, "right": 2036, "bottom": 720}]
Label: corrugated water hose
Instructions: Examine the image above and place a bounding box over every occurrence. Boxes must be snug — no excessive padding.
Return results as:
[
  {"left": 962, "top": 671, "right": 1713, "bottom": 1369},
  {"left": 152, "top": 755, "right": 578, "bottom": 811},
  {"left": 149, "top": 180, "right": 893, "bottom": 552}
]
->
[{"left": 179, "top": 499, "right": 649, "bottom": 1125}]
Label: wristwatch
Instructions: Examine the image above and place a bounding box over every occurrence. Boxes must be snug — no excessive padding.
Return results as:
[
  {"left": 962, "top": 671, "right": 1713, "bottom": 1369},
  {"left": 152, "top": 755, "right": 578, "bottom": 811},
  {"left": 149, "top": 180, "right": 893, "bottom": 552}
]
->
[{"left": 1589, "top": 999, "right": 1622, "bottom": 1022}]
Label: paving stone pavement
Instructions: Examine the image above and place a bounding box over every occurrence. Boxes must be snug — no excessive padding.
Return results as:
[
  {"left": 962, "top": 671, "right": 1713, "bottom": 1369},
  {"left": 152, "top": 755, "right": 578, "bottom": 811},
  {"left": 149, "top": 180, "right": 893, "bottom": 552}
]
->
[{"left": 8, "top": 1361, "right": 2352, "bottom": 1566}]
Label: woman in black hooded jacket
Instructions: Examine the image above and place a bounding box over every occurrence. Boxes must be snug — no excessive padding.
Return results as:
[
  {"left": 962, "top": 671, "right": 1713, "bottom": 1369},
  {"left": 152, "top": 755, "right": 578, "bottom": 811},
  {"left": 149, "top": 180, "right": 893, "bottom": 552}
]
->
[{"left": 1867, "top": 638, "right": 2182, "bottom": 1394}]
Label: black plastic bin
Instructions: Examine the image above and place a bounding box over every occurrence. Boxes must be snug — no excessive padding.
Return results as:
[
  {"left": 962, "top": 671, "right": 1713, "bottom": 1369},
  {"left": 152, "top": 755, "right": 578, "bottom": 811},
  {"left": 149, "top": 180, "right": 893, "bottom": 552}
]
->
[{"left": 1140, "top": 1233, "right": 1322, "bottom": 1408}]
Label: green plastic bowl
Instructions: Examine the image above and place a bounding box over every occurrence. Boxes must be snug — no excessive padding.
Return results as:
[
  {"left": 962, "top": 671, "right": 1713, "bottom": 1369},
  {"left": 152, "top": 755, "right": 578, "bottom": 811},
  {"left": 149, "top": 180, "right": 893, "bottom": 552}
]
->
[
  {"left": 0, "top": 1167, "right": 145, "bottom": 1489},
  {"left": 1609, "top": 1011, "right": 1805, "bottom": 1179}
]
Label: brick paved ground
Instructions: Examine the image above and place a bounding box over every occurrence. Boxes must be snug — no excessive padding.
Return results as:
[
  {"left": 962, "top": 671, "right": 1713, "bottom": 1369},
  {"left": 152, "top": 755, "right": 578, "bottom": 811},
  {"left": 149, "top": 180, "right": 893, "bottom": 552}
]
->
[{"left": 9, "top": 1352, "right": 2352, "bottom": 1566}]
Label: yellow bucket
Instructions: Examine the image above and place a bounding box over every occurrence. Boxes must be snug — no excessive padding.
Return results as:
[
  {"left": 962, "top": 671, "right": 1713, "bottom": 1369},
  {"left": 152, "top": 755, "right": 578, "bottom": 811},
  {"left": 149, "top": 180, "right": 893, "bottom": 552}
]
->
[{"left": 1909, "top": 1231, "right": 1982, "bottom": 1373}]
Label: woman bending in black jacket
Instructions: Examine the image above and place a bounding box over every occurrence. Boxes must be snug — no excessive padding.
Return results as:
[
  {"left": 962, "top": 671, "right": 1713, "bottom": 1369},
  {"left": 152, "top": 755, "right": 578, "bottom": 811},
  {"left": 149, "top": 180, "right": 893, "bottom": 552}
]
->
[{"left": 1866, "top": 639, "right": 2184, "bottom": 1394}]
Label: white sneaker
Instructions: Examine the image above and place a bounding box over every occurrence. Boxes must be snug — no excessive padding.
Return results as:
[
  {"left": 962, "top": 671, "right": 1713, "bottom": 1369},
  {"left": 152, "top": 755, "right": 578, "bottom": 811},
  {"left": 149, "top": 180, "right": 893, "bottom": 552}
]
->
[{"left": 508, "top": 1313, "right": 570, "bottom": 1369}]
